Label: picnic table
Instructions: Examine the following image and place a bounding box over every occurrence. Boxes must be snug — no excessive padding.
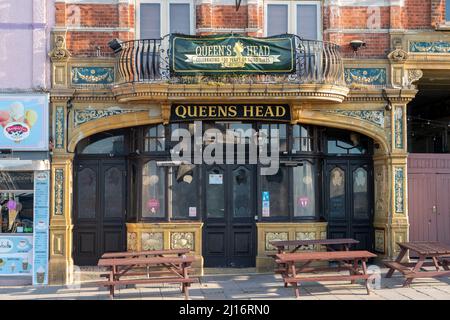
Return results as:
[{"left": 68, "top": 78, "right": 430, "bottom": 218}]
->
[
  {"left": 270, "top": 238, "right": 360, "bottom": 254},
  {"left": 385, "top": 241, "right": 450, "bottom": 287},
  {"left": 101, "top": 249, "right": 190, "bottom": 259},
  {"left": 276, "top": 250, "right": 377, "bottom": 298},
  {"left": 97, "top": 253, "right": 197, "bottom": 299}
]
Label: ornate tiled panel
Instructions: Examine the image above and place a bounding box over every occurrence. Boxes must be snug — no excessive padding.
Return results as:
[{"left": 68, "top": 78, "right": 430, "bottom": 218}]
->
[
  {"left": 142, "top": 232, "right": 163, "bottom": 251},
  {"left": 265, "top": 232, "right": 288, "bottom": 251},
  {"left": 327, "top": 110, "right": 385, "bottom": 127},
  {"left": 74, "top": 108, "right": 136, "bottom": 126},
  {"left": 374, "top": 229, "right": 385, "bottom": 253},
  {"left": 54, "top": 106, "right": 65, "bottom": 149},
  {"left": 71, "top": 67, "right": 114, "bottom": 85},
  {"left": 171, "top": 232, "right": 194, "bottom": 250},
  {"left": 394, "top": 106, "right": 404, "bottom": 149},
  {"left": 54, "top": 169, "right": 64, "bottom": 216},
  {"left": 344, "top": 68, "right": 387, "bottom": 86},
  {"left": 394, "top": 167, "right": 404, "bottom": 213},
  {"left": 409, "top": 41, "right": 450, "bottom": 53},
  {"left": 295, "top": 232, "right": 316, "bottom": 250},
  {"left": 127, "top": 232, "right": 137, "bottom": 251}
]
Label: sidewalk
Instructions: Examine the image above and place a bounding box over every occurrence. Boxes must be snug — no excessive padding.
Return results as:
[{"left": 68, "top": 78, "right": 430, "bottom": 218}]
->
[{"left": 0, "top": 268, "right": 450, "bottom": 300}]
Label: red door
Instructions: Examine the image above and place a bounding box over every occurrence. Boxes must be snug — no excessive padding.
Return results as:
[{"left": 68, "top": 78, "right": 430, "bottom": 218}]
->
[{"left": 408, "top": 154, "right": 450, "bottom": 245}]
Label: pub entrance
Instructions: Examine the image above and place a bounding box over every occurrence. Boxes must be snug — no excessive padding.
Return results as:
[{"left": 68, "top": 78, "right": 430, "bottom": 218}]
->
[{"left": 202, "top": 164, "right": 257, "bottom": 267}]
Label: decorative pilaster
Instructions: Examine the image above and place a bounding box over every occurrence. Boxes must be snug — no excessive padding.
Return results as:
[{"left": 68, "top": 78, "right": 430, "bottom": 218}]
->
[{"left": 49, "top": 154, "right": 74, "bottom": 285}]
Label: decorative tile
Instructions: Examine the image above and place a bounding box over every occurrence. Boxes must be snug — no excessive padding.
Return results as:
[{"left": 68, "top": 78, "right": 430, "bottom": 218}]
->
[
  {"left": 320, "top": 232, "right": 327, "bottom": 240},
  {"left": 142, "top": 232, "right": 163, "bottom": 251},
  {"left": 265, "top": 232, "right": 288, "bottom": 251},
  {"left": 394, "top": 106, "right": 404, "bottom": 149},
  {"left": 171, "top": 232, "right": 194, "bottom": 250},
  {"left": 54, "top": 169, "right": 64, "bottom": 216},
  {"left": 71, "top": 67, "right": 114, "bottom": 85},
  {"left": 127, "top": 232, "right": 137, "bottom": 251},
  {"left": 409, "top": 41, "right": 450, "bottom": 53},
  {"left": 374, "top": 229, "right": 385, "bottom": 253},
  {"left": 74, "top": 107, "right": 135, "bottom": 126},
  {"left": 54, "top": 106, "right": 65, "bottom": 150},
  {"left": 394, "top": 167, "right": 404, "bottom": 213},
  {"left": 327, "top": 110, "right": 385, "bottom": 127},
  {"left": 344, "top": 68, "right": 387, "bottom": 86},
  {"left": 295, "top": 232, "right": 316, "bottom": 250}
]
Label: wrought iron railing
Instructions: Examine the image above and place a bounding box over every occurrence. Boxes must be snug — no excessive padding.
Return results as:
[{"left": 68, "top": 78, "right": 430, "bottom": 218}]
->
[{"left": 114, "top": 35, "right": 345, "bottom": 86}]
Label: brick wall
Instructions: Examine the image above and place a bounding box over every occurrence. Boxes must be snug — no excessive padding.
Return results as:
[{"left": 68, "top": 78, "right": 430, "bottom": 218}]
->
[{"left": 55, "top": 1, "right": 442, "bottom": 59}]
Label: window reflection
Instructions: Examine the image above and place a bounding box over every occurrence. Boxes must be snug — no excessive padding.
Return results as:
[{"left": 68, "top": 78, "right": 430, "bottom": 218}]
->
[
  {"left": 171, "top": 165, "right": 197, "bottom": 219},
  {"left": 261, "top": 166, "right": 288, "bottom": 217},
  {"left": 293, "top": 163, "right": 315, "bottom": 217},
  {"left": 142, "top": 161, "right": 165, "bottom": 218}
]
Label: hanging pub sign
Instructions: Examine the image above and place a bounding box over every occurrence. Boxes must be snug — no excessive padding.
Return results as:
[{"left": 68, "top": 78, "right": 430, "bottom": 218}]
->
[
  {"left": 170, "top": 104, "right": 291, "bottom": 122},
  {"left": 170, "top": 34, "right": 296, "bottom": 75}
]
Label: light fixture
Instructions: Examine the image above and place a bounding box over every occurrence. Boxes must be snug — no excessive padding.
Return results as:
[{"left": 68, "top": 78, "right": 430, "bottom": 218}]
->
[
  {"left": 108, "top": 38, "right": 123, "bottom": 53},
  {"left": 350, "top": 40, "right": 366, "bottom": 52},
  {"left": 235, "top": 0, "right": 242, "bottom": 11}
]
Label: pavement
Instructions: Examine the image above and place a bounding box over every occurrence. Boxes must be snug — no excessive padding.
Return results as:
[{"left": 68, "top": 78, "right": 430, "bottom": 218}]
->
[{"left": 1, "top": 268, "right": 450, "bottom": 300}]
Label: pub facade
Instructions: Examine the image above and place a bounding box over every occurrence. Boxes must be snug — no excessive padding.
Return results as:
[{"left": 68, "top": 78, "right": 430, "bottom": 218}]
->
[{"left": 47, "top": 0, "right": 450, "bottom": 284}]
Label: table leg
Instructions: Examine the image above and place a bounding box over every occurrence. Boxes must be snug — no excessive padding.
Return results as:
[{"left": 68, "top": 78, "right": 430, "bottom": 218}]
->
[
  {"left": 361, "top": 259, "right": 370, "bottom": 295},
  {"left": 109, "top": 266, "right": 116, "bottom": 298},
  {"left": 403, "top": 255, "right": 425, "bottom": 287},
  {"left": 431, "top": 257, "right": 440, "bottom": 271},
  {"left": 183, "top": 262, "right": 190, "bottom": 300},
  {"left": 386, "top": 247, "right": 407, "bottom": 278},
  {"left": 350, "top": 259, "right": 358, "bottom": 284},
  {"left": 290, "top": 262, "right": 300, "bottom": 298}
]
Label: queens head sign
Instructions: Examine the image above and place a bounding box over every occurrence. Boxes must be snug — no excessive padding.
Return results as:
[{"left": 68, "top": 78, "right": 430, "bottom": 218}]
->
[{"left": 170, "top": 34, "right": 295, "bottom": 75}]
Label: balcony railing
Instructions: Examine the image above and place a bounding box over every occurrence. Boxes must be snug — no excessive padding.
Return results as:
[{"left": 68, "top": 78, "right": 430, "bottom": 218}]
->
[{"left": 115, "top": 35, "right": 345, "bottom": 86}]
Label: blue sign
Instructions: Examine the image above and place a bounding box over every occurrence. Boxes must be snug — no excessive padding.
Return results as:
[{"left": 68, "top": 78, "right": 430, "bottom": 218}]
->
[
  {"left": 0, "top": 235, "right": 33, "bottom": 275},
  {"left": 32, "top": 171, "right": 50, "bottom": 285},
  {"left": 262, "top": 191, "right": 270, "bottom": 202},
  {"left": 0, "top": 94, "right": 49, "bottom": 151}
]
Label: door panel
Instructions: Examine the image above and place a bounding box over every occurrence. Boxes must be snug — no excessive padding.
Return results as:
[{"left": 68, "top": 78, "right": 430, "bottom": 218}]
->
[
  {"left": 203, "top": 165, "right": 256, "bottom": 268},
  {"left": 408, "top": 173, "right": 438, "bottom": 242},
  {"left": 437, "top": 174, "right": 450, "bottom": 244},
  {"left": 325, "top": 160, "right": 373, "bottom": 251},
  {"left": 74, "top": 159, "right": 127, "bottom": 266}
]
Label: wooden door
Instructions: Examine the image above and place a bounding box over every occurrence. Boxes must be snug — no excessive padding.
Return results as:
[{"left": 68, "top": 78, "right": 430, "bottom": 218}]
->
[
  {"left": 437, "top": 174, "right": 450, "bottom": 244},
  {"left": 203, "top": 165, "right": 256, "bottom": 267},
  {"left": 73, "top": 159, "right": 127, "bottom": 265},
  {"left": 325, "top": 160, "right": 374, "bottom": 250}
]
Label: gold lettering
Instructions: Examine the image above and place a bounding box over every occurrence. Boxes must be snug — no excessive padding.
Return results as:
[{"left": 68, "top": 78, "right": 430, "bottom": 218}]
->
[
  {"left": 175, "top": 105, "right": 187, "bottom": 119},
  {"left": 228, "top": 105, "right": 237, "bottom": 117},
  {"left": 187, "top": 105, "right": 197, "bottom": 118},
  {"left": 199, "top": 106, "right": 207, "bottom": 117},
  {"left": 276, "top": 106, "right": 286, "bottom": 117},
  {"left": 209, "top": 107, "right": 217, "bottom": 118},
  {"left": 255, "top": 106, "right": 263, "bottom": 117},
  {"left": 243, "top": 105, "right": 253, "bottom": 117},
  {"left": 218, "top": 106, "right": 227, "bottom": 118},
  {"left": 265, "top": 106, "right": 275, "bottom": 117}
]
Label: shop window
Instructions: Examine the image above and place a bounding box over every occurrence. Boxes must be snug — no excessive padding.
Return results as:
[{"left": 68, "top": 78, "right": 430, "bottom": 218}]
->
[
  {"left": 265, "top": 1, "right": 321, "bottom": 39},
  {"left": 261, "top": 166, "right": 289, "bottom": 217},
  {"left": 77, "top": 133, "right": 125, "bottom": 155},
  {"left": 0, "top": 172, "right": 34, "bottom": 233},
  {"left": 260, "top": 124, "right": 287, "bottom": 152},
  {"left": 142, "top": 161, "right": 166, "bottom": 218},
  {"left": 293, "top": 162, "right": 316, "bottom": 217},
  {"left": 144, "top": 124, "right": 166, "bottom": 152},
  {"left": 327, "top": 130, "right": 369, "bottom": 155},
  {"left": 170, "top": 164, "right": 198, "bottom": 219},
  {"left": 447, "top": 1, "right": 450, "bottom": 22},
  {"left": 292, "top": 125, "right": 313, "bottom": 153},
  {"left": 139, "top": 0, "right": 194, "bottom": 38}
]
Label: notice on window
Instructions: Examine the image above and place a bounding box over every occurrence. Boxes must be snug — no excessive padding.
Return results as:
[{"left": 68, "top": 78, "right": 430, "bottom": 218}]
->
[
  {"left": 262, "top": 191, "right": 270, "bottom": 217},
  {"left": 209, "top": 174, "right": 223, "bottom": 185},
  {"left": 189, "top": 207, "right": 197, "bottom": 217}
]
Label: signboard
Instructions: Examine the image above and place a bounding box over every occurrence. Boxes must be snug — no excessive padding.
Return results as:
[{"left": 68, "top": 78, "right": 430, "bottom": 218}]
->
[
  {"left": 171, "top": 104, "right": 291, "bottom": 122},
  {"left": 209, "top": 174, "right": 223, "bottom": 185},
  {"left": 0, "top": 94, "right": 49, "bottom": 151},
  {"left": 262, "top": 191, "right": 270, "bottom": 217},
  {"left": 170, "top": 34, "right": 295, "bottom": 75},
  {"left": 0, "top": 235, "right": 33, "bottom": 275},
  {"left": 32, "top": 171, "right": 50, "bottom": 286}
]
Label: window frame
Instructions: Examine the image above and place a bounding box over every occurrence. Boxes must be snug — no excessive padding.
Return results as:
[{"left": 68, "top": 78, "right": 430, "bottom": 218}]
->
[
  {"left": 264, "top": 0, "right": 322, "bottom": 40},
  {"left": 136, "top": 0, "right": 195, "bottom": 39}
]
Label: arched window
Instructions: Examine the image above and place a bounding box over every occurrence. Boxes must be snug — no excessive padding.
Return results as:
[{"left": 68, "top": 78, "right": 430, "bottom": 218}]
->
[{"left": 76, "top": 131, "right": 125, "bottom": 155}]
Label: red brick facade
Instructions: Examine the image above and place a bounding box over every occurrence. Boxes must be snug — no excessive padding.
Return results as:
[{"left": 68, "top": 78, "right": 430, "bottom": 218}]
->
[{"left": 55, "top": 0, "right": 446, "bottom": 58}]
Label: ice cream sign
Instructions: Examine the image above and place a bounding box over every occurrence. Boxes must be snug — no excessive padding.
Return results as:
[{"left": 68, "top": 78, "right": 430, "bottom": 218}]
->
[{"left": 0, "top": 95, "right": 48, "bottom": 150}]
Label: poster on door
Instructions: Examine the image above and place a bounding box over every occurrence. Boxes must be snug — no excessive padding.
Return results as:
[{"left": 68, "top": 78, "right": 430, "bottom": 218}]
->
[{"left": 32, "top": 171, "right": 50, "bottom": 286}]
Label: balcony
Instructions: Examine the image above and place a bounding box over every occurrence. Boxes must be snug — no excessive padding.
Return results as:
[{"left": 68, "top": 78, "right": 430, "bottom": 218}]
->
[{"left": 111, "top": 35, "right": 349, "bottom": 103}]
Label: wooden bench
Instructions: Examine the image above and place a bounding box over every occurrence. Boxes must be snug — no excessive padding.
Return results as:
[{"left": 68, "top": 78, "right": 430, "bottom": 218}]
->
[
  {"left": 385, "top": 242, "right": 450, "bottom": 287},
  {"left": 97, "top": 256, "right": 198, "bottom": 299},
  {"left": 276, "top": 250, "right": 377, "bottom": 298}
]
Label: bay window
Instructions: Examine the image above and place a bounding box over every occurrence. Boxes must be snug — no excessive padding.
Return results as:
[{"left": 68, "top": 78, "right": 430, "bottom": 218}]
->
[
  {"left": 265, "top": 1, "right": 321, "bottom": 40},
  {"left": 138, "top": 0, "right": 194, "bottom": 38}
]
